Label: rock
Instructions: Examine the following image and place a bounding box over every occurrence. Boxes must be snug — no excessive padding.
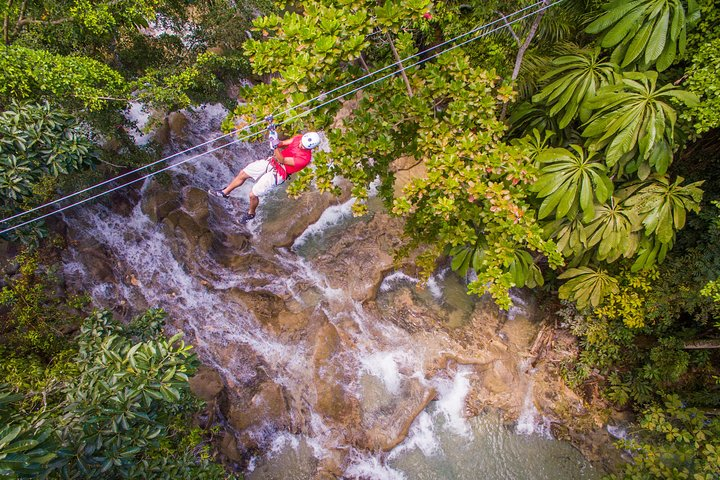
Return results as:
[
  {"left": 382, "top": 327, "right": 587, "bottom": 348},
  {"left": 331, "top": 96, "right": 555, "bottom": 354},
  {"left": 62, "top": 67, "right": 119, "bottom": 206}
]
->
[
  {"left": 181, "top": 186, "right": 210, "bottom": 224},
  {"left": 78, "top": 246, "right": 115, "bottom": 283},
  {"left": 162, "top": 209, "right": 213, "bottom": 258},
  {"left": 275, "top": 310, "right": 310, "bottom": 335},
  {"left": 107, "top": 189, "right": 139, "bottom": 217},
  {"left": 311, "top": 320, "right": 361, "bottom": 425},
  {"left": 219, "top": 433, "right": 243, "bottom": 463},
  {"left": 226, "top": 288, "right": 284, "bottom": 332},
  {"left": 362, "top": 380, "right": 437, "bottom": 452},
  {"left": 316, "top": 453, "right": 345, "bottom": 480},
  {"left": 314, "top": 211, "right": 404, "bottom": 302},
  {"left": 189, "top": 365, "right": 225, "bottom": 402},
  {"left": 167, "top": 111, "right": 188, "bottom": 139},
  {"left": 209, "top": 232, "right": 253, "bottom": 270},
  {"left": 226, "top": 381, "right": 290, "bottom": 432},
  {"left": 4, "top": 259, "right": 19, "bottom": 276},
  {"left": 261, "top": 189, "right": 351, "bottom": 248},
  {"left": 313, "top": 321, "right": 341, "bottom": 363},
  {"left": 141, "top": 180, "right": 181, "bottom": 223}
]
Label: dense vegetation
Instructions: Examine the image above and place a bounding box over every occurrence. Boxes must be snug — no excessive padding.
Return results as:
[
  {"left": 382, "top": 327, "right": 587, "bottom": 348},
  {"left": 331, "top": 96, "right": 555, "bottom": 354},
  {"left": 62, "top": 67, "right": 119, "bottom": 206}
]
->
[
  {"left": 2, "top": 0, "right": 720, "bottom": 478},
  {"left": 0, "top": 248, "right": 232, "bottom": 478}
]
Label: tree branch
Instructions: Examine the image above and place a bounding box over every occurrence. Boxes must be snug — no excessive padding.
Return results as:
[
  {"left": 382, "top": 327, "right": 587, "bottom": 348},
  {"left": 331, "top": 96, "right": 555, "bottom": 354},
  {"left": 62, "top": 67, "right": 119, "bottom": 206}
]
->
[
  {"left": 386, "top": 33, "right": 413, "bottom": 97},
  {"left": 12, "top": 0, "right": 27, "bottom": 34},
  {"left": 511, "top": 0, "right": 548, "bottom": 82},
  {"left": 358, "top": 53, "right": 370, "bottom": 73},
  {"left": 3, "top": 0, "right": 15, "bottom": 44},
  {"left": 15, "top": 16, "right": 73, "bottom": 29},
  {"left": 500, "top": 0, "right": 549, "bottom": 121},
  {"left": 682, "top": 339, "right": 720, "bottom": 350},
  {"left": 496, "top": 10, "right": 520, "bottom": 46}
]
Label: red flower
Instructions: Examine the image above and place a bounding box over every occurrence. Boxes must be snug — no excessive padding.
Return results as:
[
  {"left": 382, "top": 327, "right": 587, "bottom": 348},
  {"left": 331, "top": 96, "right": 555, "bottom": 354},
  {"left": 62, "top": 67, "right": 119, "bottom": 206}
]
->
[{"left": 423, "top": 12, "right": 432, "bottom": 19}]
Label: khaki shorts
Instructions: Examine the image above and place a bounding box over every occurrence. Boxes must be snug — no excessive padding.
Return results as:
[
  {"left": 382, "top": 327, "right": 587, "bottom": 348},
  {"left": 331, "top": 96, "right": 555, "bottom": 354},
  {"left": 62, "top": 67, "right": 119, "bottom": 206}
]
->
[{"left": 242, "top": 159, "right": 285, "bottom": 196}]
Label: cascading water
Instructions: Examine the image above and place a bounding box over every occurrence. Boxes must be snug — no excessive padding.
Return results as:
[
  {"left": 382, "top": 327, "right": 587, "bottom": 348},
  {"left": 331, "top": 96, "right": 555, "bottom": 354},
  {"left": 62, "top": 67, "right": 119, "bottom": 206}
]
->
[{"left": 62, "top": 104, "right": 599, "bottom": 479}]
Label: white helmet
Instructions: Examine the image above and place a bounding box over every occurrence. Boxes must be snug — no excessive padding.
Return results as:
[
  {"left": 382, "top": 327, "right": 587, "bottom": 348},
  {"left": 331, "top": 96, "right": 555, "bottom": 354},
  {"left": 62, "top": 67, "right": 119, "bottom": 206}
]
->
[{"left": 301, "top": 132, "right": 321, "bottom": 149}]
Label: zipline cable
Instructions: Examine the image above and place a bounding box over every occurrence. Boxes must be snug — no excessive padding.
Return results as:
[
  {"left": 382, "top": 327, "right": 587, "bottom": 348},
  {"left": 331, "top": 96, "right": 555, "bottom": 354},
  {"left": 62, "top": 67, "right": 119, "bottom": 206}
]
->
[
  {"left": 268, "top": 0, "right": 550, "bottom": 120},
  {"left": 0, "top": 118, "right": 262, "bottom": 225},
  {"left": 0, "top": 0, "right": 561, "bottom": 236},
  {"left": 0, "top": 0, "right": 550, "bottom": 227}
]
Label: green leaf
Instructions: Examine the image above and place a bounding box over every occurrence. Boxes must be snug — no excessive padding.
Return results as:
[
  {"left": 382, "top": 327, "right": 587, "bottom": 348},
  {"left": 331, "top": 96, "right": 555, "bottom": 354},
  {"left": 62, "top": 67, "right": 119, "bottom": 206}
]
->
[
  {"left": 600, "top": 6, "right": 644, "bottom": 48},
  {"left": 622, "top": 21, "right": 653, "bottom": 67},
  {"left": 645, "top": 9, "right": 669, "bottom": 63},
  {"left": 585, "top": 0, "right": 644, "bottom": 34}
]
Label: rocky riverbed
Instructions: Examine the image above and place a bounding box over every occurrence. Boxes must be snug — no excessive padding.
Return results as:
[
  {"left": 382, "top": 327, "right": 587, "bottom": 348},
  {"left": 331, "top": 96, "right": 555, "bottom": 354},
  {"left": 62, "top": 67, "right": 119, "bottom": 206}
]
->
[{"left": 50, "top": 105, "right": 627, "bottom": 478}]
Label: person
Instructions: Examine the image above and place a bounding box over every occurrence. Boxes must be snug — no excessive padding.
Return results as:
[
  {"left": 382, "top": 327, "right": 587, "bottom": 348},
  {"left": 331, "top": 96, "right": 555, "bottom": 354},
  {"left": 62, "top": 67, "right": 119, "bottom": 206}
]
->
[{"left": 209, "top": 131, "right": 321, "bottom": 223}]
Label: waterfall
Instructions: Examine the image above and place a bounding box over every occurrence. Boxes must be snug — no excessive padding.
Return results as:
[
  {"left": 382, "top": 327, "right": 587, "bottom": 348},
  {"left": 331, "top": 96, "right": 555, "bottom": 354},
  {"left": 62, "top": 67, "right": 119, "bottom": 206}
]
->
[{"left": 62, "top": 104, "right": 599, "bottom": 479}]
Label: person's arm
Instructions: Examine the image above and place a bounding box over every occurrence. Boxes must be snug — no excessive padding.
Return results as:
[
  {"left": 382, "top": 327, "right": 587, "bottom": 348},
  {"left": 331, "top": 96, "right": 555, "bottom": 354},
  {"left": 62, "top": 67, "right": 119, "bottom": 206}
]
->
[
  {"left": 273, "top": 149, "right": 296, "bottom": 166},
  {"left": 272, "top": 136, "right": 297, "bottom": 166}
]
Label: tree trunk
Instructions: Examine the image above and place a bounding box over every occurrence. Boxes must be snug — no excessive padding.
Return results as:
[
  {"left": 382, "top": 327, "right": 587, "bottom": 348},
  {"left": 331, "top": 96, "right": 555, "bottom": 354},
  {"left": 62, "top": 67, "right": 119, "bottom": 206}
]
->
[
  {"left": 682, "top": 339, "right": 720, "bottom": 350},
  {"left": 510, "top": 1, "right": 548, "bottom": 82},
  {"left": 12, "top": 0, "right": 27, "bottom": 36},
  {"left": 3, "top": 0, "right": 14, "bottom": 45},
  {"left": 386, "top": 33, "right": 413, "bottom": 97},
  {"left": 358, "top": 54, "right": 370, "bottom": 73},
  {"left": 500, "top": 0, "right": 549, "bottom": 121}
]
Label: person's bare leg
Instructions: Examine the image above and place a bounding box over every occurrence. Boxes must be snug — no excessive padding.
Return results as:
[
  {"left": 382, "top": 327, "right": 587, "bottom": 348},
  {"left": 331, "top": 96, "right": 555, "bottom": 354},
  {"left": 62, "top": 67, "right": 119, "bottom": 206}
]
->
[
  {"left": 248, "top": 193, "right": 260, "bottom": 215},
  {"left": 223, "top": 171, "right": 251, "bottom": 195}
]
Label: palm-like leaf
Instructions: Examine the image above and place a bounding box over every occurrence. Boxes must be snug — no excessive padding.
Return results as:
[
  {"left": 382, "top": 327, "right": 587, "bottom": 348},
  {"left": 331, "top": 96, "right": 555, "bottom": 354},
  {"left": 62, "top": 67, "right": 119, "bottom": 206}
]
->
[
  {"left": 583, "top": 200, "right": 640, "bottom": 262},
  {"left": 585, "top": 0, "right": 700, "bottom": 71},
  {"left": 507, "top": 249, "right": 544, "bottom": 288},
  {"left": 631, "top": 236, "right": 672, "bottom": 271},
  {"left": 623, "top": 175, "right": 704, "bottom": 244},
  {"left": 532, "top": 48, "right": 618, "bottom": 128},
  {"left": 508, "top": 101, "right": 567, "bottom": 143},
  {"left": 511, "top": 129, "right": 555, "bottom": 164},
  {"left": 545, "top": 212, "right": 587, "bottom": 258},
  {"left": 582, "top": 71, "right": 699, "bottom": 178},
  {"left": 450, "top": 241, "right": 486, "bottom": 277},
  {"left": 531, "top": 145, "right": 613, "bottom": 221},
  {"left": 450, "top": 243, "right": 543, "bottom": 288},
  {"left": 558, "top": 266, "right": 619, "bottom": 308}
]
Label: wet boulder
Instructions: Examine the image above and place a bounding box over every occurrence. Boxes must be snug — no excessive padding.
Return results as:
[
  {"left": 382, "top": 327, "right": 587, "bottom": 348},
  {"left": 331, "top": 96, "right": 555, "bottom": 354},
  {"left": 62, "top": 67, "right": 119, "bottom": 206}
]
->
[
  {"left": 181, "top": 186, "right": 211, "bottom": 225},
  {"left": 314, "top": 212, "right": 404, "bottom": 302},
  {"left": 226, "top": 288, "right": 285, "bottom": 333},
  {"left": 189, "top": 365, "right": 225, "bottom": 402},
  {"left": 218, "top": 433, "right": 243, "bottom": 463},
  {"left": 168, "top": 111, "right": 188, "bottom": 138},
  {"left": 261, "top": 189, "right": 351, "bottom": 249},
  {"left": 226, "top": 380, "right": 291, "bottom": 433},
  {"left": 141, "top": 180, "right": 181, "bottom": 223},
  {"left": 312, "top": 320, "right": 361, "bottom": 425},
  {"left": 208, "top": 232, "right": 252, "bottom": 270},
  {"left": 361, "top": 377, "right": 436, "bottom": 452},
  {"left": 162, "top": 209, "right": 213, "bottom": 256}
]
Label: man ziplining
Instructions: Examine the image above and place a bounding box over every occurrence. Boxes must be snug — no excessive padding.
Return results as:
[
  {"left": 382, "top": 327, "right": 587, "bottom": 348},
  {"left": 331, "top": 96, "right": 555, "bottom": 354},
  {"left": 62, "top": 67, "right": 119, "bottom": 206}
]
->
[{"left": 209, "top": 129, "right": 321, "bottom": 223}]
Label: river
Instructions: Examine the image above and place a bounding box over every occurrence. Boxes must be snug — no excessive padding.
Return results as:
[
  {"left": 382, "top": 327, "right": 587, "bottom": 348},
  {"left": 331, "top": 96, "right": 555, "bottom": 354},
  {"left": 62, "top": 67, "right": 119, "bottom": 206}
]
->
[{"left": 61, "top": 104, "right": 600, "bottom": 479}]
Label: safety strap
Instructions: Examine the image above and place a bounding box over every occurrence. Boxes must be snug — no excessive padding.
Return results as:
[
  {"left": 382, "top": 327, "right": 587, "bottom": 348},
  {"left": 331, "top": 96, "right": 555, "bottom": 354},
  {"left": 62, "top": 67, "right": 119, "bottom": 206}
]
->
[{"left": 265, "top": 158, "right": 287, "bottom": 186}]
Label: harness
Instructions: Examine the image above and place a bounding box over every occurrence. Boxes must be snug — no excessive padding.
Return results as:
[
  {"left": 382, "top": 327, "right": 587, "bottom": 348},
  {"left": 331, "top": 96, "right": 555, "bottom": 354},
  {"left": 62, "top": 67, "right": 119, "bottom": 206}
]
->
[{"left": 265, "top": 157, "right": 288, "bottom": 186}]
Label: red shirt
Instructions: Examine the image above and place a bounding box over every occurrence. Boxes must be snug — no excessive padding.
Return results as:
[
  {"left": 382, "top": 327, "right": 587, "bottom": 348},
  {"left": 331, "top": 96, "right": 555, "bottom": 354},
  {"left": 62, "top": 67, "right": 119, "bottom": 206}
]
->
[{"left": 271, "top": 135, "right": 312, "bottom": 180}]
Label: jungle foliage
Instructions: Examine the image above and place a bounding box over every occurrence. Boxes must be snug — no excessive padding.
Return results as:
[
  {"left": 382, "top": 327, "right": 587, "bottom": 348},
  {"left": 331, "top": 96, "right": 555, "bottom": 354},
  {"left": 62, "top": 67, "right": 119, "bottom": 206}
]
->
[
  {"left": 0, "top": 0, "right": 258, "bottom": 238},
  {"left": 2, "top": 0, "right": 720, "bottom": 477},
  {"left": 0, "top": 249, "right": 233, "bottom": 479},
  {"left": 229, "top": 0, "right": 720, "bottom": 476}
]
